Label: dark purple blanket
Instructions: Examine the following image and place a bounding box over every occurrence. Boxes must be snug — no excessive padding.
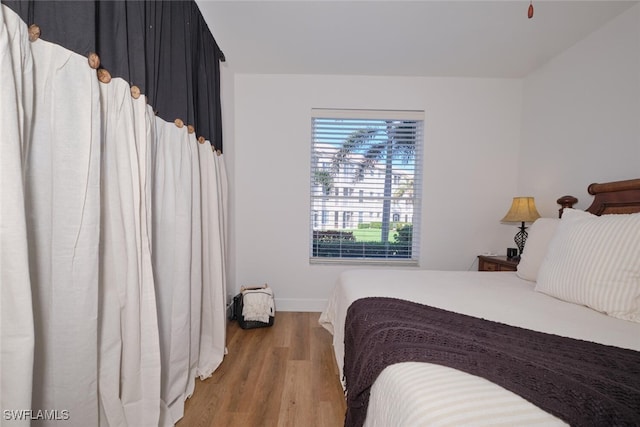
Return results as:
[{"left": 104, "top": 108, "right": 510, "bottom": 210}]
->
[{"left": 343, "top": 297, "right": 640, "bottom": 427}]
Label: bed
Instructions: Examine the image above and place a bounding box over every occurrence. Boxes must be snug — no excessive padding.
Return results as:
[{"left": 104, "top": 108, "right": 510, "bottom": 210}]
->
[{"left": 319, "top": 178, "right": 640, "bottom": 427}]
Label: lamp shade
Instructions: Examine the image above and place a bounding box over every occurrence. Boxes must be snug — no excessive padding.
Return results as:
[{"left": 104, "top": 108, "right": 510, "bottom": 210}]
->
[{"left": 501, "top": 197, "right": 541, "bottom": 223}]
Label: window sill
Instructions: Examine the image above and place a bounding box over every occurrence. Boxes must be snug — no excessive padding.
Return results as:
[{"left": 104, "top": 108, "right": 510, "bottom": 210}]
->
[{"left": 309, "top": 258, "right": 419, "bottom": 267}]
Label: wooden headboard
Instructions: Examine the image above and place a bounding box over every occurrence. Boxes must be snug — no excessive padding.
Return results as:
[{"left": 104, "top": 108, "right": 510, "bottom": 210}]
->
[{"left": 557, "top": 178, "right": 640, "bottom": 217}]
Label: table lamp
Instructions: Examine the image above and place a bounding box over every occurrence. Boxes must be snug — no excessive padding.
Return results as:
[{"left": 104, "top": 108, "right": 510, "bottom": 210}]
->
[{"left": 501, "top": 197, "right": 540, "bottom": 258}]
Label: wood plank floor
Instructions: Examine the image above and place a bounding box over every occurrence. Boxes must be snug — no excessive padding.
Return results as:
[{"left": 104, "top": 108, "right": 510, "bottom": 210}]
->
[{"left": 177, "top": 312, "right": 347, "bottom": 427}]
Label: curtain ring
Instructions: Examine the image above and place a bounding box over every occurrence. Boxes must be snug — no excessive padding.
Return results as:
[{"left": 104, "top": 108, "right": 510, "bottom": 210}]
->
[
  {"left": 198, "top": 136, "right": 206, "bottom": 144},
  {"left": 174, "top": 118, "right": 184, "bottom": 128},
  {"left": 187, "top": 125, "right": 195, "bottom": 134},
  {"left": 28, "top": 24, "right": 41, "bottom": 42},
  {"left": 130, "top": 86, "right": 141, "bottom": 99},
  {"left": 88, "top": 53, "right": 100, "bottom": 69},
  {"left": 97, "top": 69, "right": 112, "bottom": 84}
]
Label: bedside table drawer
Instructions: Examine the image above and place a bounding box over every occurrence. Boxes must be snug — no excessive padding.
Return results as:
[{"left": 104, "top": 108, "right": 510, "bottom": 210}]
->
[
  {"left": 478, "top": 255, "right": 518, "bottom": 272},
  {"left": 480, "top": 260, "right": 499, "bottom": 271}
]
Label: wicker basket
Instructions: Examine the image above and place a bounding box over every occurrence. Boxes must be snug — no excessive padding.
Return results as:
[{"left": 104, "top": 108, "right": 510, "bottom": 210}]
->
[{"left": 231, "top": 285, "right": 275, "bottom": 329}]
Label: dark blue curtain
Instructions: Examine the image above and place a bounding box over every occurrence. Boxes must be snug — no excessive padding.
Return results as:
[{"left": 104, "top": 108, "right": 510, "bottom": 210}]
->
[{"left": 2, "top": 0, "right": 225, "bottom": 151}]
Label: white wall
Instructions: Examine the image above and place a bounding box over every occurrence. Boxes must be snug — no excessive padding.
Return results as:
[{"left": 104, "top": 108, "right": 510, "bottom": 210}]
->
[
  {"left": 229, "top": 75, "right": 522, "bottom": 310},
  {"left": 518, "top": 4, "right": 640, "bottom": 217}
]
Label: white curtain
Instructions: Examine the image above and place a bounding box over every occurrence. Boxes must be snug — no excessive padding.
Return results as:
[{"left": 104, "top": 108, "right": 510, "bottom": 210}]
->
[
  {"left": 153, "top": 118, "right": 193, "bottom": 426},
  {"left": 197, "top": 144, "right": 228, "bottom": 379},
  {"left": 98, "top": 77, "right": 161, "bottom": 427},
  {"left": 27, "top": 34, "right": 102, "bottom": 426},
  {"left": 0, "top": 5, "right": 34, "bottom": 426},
  {"left": 186, "top": 133, "right": 202, "bottom": 401},
  {"left": 0, "top": 6, "right": 228, "bottom": 426}
]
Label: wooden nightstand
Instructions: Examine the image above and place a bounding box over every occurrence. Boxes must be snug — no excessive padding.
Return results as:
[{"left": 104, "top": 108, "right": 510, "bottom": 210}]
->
[{"left": 477, "top": 255, "right": 519, "bottom": 272}]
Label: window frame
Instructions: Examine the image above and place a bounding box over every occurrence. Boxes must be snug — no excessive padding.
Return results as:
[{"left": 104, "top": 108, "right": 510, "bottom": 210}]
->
[{"left": 309, "top": 108, "right": 424, "bottom": 266}]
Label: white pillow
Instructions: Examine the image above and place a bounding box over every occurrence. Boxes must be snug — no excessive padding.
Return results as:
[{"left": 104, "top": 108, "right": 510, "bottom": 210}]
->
[
  {"left": 516, "top": 218, "right": 560, "bottom": 282},
  {"left": 535, "top": 208, "right": 640, "bottom": 322}
]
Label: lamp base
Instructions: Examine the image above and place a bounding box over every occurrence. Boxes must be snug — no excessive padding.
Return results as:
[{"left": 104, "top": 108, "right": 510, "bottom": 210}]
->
[{"left": 514, "top": 222, "right": 528, "bottom": 256}]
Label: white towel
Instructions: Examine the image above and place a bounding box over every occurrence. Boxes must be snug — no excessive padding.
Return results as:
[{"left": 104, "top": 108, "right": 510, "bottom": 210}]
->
[{"left": 242, "top": 288, "right": 274, "bottom": 323}]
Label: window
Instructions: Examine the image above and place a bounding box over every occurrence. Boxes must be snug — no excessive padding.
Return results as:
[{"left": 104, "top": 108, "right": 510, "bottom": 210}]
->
[{"left": 310, "top": 109, "right": 423, "bottom": 264}]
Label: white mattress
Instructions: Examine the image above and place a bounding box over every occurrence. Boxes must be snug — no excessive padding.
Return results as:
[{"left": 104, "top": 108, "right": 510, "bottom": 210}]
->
[{"left": 319, "top": 269, "right": 640, "bottom": 426}]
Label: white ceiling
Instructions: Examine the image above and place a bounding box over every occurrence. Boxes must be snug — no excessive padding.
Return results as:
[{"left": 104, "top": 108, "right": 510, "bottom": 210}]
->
[{"left": 196, "top": 1, "right": 637, "bottom": 78}]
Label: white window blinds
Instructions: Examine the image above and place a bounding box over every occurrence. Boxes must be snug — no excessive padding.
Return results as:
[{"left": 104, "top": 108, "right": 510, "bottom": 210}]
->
[{"left": 310, "top": 109, "right": 424, "bottom": 264}]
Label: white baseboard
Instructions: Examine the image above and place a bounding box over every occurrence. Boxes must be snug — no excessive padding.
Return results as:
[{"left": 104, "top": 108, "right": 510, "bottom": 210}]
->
[{"left": 274, "top": 298, "right": 327, "bottom": 312}]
